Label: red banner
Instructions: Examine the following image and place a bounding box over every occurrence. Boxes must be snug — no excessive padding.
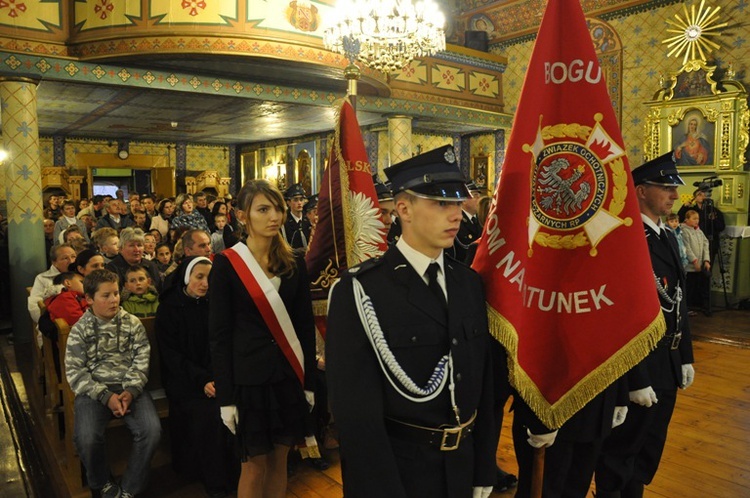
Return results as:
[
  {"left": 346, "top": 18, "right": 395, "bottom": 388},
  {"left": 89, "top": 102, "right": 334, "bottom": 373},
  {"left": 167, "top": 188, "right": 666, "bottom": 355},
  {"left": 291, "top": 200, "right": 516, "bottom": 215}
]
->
[
  {"left": 472, "top": 0, "right": 665, "bottom": 429},
  {"left": 306, "top": 99, "right": 388, "bottom": 293}
]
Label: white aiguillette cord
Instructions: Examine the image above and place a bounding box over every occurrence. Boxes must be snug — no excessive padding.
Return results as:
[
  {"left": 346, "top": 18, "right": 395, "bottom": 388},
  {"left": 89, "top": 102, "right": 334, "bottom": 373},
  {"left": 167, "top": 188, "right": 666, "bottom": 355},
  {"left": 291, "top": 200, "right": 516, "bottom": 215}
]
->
[{"left": 352, "top": 277, "right": 457, "bottom": 408}]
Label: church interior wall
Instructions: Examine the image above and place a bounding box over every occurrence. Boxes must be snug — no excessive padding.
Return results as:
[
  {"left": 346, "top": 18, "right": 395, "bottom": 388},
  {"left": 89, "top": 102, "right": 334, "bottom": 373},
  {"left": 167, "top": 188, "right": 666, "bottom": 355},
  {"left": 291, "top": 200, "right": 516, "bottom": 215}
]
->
[{"left": 493, "top": 0, "right": 749, "bottom": 172}]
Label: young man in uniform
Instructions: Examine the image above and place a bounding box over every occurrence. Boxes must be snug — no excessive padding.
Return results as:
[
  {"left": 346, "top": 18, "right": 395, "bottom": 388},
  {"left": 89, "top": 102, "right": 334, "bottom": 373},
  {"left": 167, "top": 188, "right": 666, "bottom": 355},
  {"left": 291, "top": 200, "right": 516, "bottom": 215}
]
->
[
  {"left": 595, "top": 152, "right": 695, "bottom": 498},
  {"left": 451, "top": 181, "right": 483, "bottom": 262},
  {"left": 281, "top": 183, "right": 312, "bottom": 251},
  {"left": 374, "top": 177, "right": 398, "bottom": 244},
  {"left": 326, "top": 145, "right": 498, "bottom": 498}
]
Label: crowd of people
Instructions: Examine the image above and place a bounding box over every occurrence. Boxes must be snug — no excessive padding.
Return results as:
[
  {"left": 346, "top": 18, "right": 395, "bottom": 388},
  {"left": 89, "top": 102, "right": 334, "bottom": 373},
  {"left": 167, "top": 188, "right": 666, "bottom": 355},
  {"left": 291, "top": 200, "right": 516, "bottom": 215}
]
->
[
  {"left": 18, "top": 146, "right": 709, "bottom": 498},
  {"left": 26, "top": 184, "right": 339, "bottom": 498}
]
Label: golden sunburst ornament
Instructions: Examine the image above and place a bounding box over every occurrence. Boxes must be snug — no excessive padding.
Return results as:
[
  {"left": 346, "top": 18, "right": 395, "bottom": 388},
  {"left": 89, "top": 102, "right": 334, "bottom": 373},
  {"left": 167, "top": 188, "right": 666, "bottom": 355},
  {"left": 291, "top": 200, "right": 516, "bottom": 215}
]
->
[{"left": 663, "top": 0, "right": 727, "bottom": 64}]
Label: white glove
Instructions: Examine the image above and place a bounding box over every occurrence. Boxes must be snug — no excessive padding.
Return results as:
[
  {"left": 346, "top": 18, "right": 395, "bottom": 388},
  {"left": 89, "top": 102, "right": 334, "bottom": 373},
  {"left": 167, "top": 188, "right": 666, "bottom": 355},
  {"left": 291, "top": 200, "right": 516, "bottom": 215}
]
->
[
  {"left": 681, "top": 364, "right": 695, "bottom": 389},
  {"left": 629, "top": 386, "right": 658, "bottom": 407},
  {"left": 220, "top": 405, "right": 239, "bottom": 435},
  {"left": 304, "top": 390, "right": 315, "bottom": 412},
  {"left": 472, "top": 486, "right": 493, "bottom": 498},
  {"left": 612, "top": 406, "right": 628, "bottom": 428},
  {"left": 526, "top": 428, "right": 558, "bottom": 448}
]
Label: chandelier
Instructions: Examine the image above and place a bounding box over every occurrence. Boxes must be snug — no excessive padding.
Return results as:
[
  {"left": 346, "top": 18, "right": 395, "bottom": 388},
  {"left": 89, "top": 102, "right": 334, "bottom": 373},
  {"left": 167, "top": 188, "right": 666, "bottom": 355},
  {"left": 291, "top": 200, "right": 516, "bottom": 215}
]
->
[{"left": 323, "top": 0, "right": 446, "bottom": 74}]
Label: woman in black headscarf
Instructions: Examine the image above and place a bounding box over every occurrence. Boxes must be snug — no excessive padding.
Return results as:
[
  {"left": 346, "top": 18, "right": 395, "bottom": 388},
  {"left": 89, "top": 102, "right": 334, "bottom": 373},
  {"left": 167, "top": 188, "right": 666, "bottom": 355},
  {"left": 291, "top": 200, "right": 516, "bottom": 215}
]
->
[{"left": 156, "top": 256, "right": 237, "bottom": 498}]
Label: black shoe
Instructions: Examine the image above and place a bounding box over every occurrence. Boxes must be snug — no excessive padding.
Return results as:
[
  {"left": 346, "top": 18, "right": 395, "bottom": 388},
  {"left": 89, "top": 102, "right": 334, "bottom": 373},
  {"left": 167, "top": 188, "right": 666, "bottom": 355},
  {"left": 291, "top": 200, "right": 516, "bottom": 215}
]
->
[
  {"left": 205, "top": 487, "right": 228, "bottom": 498},
  {"left": 309, "top": 457, "right": 330, "bottom": 471},
  {"left": 494, "top": 468, "right": 518, "bottom": 492}
]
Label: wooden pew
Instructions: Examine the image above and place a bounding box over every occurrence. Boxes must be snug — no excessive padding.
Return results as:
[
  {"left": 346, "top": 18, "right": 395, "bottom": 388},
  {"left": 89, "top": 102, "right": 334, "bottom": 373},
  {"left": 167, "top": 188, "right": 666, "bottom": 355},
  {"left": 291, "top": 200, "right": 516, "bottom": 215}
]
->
[
  {"left": 39, "top": 304, "right": 65, "bottom": 445},
  {"left": 56, "top": 315, "right": 169, "bottom": 496},
  {"left": 26, "top": 287, "right": 45, "bottom": 409}
]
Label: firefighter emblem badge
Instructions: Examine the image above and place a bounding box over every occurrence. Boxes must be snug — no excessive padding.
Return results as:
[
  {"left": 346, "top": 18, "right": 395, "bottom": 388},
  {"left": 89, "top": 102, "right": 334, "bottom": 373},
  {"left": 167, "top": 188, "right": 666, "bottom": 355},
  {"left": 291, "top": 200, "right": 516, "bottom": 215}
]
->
[{"left": 525, "top": 113, "right": 632, "bottom": 256}]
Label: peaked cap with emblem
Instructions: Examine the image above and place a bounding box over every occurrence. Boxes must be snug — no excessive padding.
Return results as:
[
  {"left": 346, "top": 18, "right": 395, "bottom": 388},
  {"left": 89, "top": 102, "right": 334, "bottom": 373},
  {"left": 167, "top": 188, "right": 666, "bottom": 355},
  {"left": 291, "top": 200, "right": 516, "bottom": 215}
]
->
[
  {"left": 384, "top": 145, "right": 470, "bottom": 201},
  {"left": 373, "top": 176, "right": 394, "bottom": 202},
  {"left": 284, "top": 183, "right": 307, "bottom": 199},
  {"left": 465, "top": 179, "right": 484, "bottom": 194},
  {"left": 303, "top": 194, "right": 318, "bottom": 213},
  {"left": 632, "top": 152, "right": 685, "bottom": 187}
]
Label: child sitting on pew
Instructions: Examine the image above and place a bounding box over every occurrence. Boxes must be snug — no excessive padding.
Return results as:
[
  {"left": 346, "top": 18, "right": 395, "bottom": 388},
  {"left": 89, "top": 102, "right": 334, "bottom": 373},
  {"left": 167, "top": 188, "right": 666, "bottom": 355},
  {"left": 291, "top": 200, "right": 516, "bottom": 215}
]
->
[
  {"left": 38, "top": 272, "right": 88, "bottom": 380},
  {"left": 44, "top": 272, "right": 88, "bottom": 327},
  {"left": 65, "top": 269, "right": 161, "bottom": 498},
  {"left": 121, "top": 265, "right": 159, "bottom": 318}
]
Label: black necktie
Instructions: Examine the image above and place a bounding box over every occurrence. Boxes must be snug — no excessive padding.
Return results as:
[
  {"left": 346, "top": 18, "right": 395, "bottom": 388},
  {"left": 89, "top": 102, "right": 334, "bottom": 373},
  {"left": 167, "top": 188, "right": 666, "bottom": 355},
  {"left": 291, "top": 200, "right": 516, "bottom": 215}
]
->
[{"left": 426, "top": 263, "right": 447, "bottom": 309}]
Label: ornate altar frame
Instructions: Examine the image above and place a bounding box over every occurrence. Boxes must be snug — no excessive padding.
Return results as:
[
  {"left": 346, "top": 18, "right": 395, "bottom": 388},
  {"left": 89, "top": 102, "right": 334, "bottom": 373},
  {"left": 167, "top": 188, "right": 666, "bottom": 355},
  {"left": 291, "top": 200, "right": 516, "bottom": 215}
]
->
[
  {"left": 471, "top": 153, "right": 489, "bottom": 191},
  {"left": 643, "top": 60, "right": 749, "bottom": 224}
]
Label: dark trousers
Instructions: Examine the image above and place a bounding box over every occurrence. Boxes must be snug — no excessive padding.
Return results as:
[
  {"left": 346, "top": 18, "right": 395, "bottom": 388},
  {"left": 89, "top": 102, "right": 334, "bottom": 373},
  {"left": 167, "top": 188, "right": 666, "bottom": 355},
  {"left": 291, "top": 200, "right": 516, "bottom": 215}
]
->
[
  {"left": 686, "top": 271, "right": 710, "bottom": 311},
  {"left": 385, "top": 434, "right": 475, "bottom": 498},
  {"left": 595, "top": 387, "right": 677, "bottom": 492},
  {"left": 168, "top": 397, "right": 238, "bottom": 491},
  {"left": 512, "top": 417, "right": 602, "bottom": 498}
]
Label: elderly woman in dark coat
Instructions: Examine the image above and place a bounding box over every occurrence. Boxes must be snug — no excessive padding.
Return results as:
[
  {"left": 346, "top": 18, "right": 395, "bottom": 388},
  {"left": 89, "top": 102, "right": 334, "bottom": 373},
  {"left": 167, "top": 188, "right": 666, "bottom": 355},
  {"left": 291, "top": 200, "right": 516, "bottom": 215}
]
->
[{"left": 156, "top": 255, "right": 237, "bottom": 498}]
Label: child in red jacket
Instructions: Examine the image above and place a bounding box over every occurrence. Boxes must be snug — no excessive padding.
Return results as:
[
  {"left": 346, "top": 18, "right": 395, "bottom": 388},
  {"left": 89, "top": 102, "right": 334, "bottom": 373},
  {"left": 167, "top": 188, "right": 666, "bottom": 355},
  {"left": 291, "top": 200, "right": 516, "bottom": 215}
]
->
[{"left": 45, "top": 272, "right": 88, "bottom": 326}]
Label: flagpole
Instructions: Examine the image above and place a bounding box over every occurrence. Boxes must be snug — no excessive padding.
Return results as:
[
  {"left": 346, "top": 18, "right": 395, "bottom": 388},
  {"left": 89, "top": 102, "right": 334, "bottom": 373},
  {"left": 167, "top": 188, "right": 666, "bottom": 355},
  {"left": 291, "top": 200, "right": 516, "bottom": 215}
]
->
[
  {"left": 344, "top": 63, "right": 361, "bottom": 112},
  {"left": 530, "top": 447, "right": 545, "bottom": 498}
]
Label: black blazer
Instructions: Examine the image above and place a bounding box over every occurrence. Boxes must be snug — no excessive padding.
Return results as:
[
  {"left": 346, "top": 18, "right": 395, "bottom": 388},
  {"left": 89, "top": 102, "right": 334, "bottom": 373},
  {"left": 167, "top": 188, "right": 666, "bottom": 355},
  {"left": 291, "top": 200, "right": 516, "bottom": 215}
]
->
[
  {"left": 628, "top": 224, "right": 693, "bottom": 391},
  {"left": 281, "top": 213, "right": 312, "bottom": 250},
  {"left": 451, "top": 212, "right": 482, "bottom": 262},
  {"left": 209, "top": 250, "right": 316, "bottom": 406},
  {"left": 327, "top": 246, "right": 497, "bottom": 497}
]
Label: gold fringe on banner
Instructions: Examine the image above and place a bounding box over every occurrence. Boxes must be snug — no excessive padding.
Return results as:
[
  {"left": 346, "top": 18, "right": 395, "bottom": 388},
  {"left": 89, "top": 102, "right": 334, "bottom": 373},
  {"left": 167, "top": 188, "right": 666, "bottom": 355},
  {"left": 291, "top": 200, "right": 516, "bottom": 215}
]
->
[
  {"left": 487, "top": 304, "right": 666, "bottom": 429},
  {"left": 312, "top": 299, "right": 329, "bottom": 317},
  {"left": 330, "top": 98, "right": 355, "bottom": 266}
]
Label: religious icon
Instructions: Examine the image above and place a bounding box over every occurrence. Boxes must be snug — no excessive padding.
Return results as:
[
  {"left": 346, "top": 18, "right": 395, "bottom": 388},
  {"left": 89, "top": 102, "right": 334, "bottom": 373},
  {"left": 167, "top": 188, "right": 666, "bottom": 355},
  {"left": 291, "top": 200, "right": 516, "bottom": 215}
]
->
[{"left": 672, "top": 110, "right": 714, "bottom": 166}]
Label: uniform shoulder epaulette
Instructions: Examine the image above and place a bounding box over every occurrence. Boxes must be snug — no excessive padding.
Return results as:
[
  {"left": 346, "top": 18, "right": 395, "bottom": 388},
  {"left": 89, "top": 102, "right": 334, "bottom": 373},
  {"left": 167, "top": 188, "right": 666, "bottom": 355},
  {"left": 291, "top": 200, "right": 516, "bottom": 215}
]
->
[{"left": 346, "top": 256, "right": 384, "bottom": 277}]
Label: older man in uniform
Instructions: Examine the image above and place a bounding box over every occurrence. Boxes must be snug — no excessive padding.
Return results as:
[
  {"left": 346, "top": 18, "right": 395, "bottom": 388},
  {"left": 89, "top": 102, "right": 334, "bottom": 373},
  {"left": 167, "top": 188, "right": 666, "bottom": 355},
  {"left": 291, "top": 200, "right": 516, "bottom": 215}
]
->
[
  {"left": 281, "top": 183, "right": 312, "bottom": 251},
  {"left": 595, "top": 152, "right": 695, "bottom": 498},
  {"left": 326, "top": 145, "right": 498, "bottom": 498}
]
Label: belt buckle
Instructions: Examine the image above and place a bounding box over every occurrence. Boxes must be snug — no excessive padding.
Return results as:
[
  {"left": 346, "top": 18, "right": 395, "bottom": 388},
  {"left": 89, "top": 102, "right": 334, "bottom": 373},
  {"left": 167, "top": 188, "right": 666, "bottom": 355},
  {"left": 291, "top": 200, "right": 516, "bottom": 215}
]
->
[
  {"left": 439, "top": 426, "right": 462, "bottom": 451},
  {"left": 671, "top": 332, "right": 682, "bottom": 350}
]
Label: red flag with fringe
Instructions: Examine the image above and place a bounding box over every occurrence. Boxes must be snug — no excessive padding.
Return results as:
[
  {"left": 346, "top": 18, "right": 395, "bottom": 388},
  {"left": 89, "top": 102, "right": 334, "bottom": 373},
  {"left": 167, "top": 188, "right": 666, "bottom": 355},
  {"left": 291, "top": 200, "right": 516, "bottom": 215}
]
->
[
  {"left": 472, "top": 0, "right": 665, "bottom": 429},
  {"left": 306, "top": 99, "right": 388, "bottom": 333}
]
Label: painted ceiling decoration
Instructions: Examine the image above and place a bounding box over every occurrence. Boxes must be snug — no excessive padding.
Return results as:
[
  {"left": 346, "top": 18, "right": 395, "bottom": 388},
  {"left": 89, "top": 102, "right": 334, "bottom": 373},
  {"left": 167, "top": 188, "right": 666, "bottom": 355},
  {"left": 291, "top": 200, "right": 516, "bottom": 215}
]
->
[{"left": 0, "top": 0, "right": 706, "bottom": 147}]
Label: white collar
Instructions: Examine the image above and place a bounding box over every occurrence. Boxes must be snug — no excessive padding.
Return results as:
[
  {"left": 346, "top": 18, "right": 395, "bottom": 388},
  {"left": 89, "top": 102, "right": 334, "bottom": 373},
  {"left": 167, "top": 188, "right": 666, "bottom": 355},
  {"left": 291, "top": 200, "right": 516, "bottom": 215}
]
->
[
  {"left": 290, "top": 212, "right": 302, "bottom": 223},
  {"left": 462, "top": 209, "right": 475, "bottom": 220},
  {"left": 641, "top": 213, "right": 664, "bottom": 234},
  {"left": 64, "top": 215, "right": 77, "bottom": 224},
  {"left": 396, "top": 237, "right": 445, "bottom": 279}
]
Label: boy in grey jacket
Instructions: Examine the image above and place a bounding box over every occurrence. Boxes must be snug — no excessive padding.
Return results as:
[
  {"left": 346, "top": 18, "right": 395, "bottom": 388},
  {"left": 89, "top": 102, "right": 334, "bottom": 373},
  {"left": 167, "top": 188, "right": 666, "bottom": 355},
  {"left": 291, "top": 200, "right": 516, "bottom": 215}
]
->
[{"left": 65, "top": 269, "right": 161, "bottom": 498}]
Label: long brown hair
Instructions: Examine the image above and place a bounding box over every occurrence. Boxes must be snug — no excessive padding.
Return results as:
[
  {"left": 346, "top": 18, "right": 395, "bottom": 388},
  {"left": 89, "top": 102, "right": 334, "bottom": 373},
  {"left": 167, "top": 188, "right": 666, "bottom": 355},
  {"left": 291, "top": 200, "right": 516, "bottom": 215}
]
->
[{"left": 236, "top": 180, "right": 296, "bottom": 277}]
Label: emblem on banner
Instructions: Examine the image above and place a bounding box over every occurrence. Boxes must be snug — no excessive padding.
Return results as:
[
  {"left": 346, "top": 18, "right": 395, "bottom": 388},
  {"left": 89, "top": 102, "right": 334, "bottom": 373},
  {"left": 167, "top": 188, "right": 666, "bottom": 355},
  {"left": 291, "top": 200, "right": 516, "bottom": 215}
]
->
[{"left": 525, "top": 113, "right": 631, "bottom": 257}]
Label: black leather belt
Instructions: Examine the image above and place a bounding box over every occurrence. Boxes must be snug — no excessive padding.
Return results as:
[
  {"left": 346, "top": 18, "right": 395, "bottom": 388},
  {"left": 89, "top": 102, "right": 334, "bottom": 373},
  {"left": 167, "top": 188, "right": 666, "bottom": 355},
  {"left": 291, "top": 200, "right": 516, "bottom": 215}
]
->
[
  {"left": 384, "top": 411, "right": 477, "bottom": 451},
  {"left": 660, "top": 332, "right": 682, "bottom": 350}
]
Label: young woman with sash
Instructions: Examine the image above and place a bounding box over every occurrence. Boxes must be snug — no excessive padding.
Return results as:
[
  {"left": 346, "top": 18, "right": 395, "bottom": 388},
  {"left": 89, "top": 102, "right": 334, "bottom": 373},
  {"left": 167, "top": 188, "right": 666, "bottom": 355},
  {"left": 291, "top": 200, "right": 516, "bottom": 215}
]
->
[{"left": 209, "top": 180, "right": 316, "bottom": 498}]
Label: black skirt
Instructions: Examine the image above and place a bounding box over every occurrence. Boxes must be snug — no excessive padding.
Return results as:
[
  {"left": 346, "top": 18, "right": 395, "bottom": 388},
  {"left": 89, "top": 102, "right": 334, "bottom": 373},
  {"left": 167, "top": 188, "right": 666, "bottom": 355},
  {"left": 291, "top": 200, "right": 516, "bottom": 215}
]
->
[{"left": 234, "top": 376, "right": 307, "bottom": 459}]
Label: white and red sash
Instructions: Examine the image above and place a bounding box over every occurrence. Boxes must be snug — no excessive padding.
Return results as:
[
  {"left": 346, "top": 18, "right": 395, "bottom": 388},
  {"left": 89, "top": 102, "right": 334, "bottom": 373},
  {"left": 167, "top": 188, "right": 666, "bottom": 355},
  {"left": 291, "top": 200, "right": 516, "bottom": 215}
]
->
[{"left": 223, "top": 242, "right": 305, "bottom": 386}]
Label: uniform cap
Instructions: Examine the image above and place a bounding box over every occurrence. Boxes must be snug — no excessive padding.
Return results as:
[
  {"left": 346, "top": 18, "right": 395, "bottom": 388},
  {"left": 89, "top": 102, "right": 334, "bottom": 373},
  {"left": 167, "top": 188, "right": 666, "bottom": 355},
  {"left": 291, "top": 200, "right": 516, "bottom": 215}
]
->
[
  {"left": 384, "top": 145, "right": 470, "bottom": 201},
  {"left": 465, "top": 180, "right": 482, "bottom": 193},
  {"left": 284, "top": 183, "right": 307, "bottom": 199},
  {"left": 373, "top": 176, "right": 394, "bottom": 202},
  {"left": 303, "top": 194, "right": 318, "bottom": 213},
  {"left": 632, "top": 152, "right": 685, "bottom": 187}
]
